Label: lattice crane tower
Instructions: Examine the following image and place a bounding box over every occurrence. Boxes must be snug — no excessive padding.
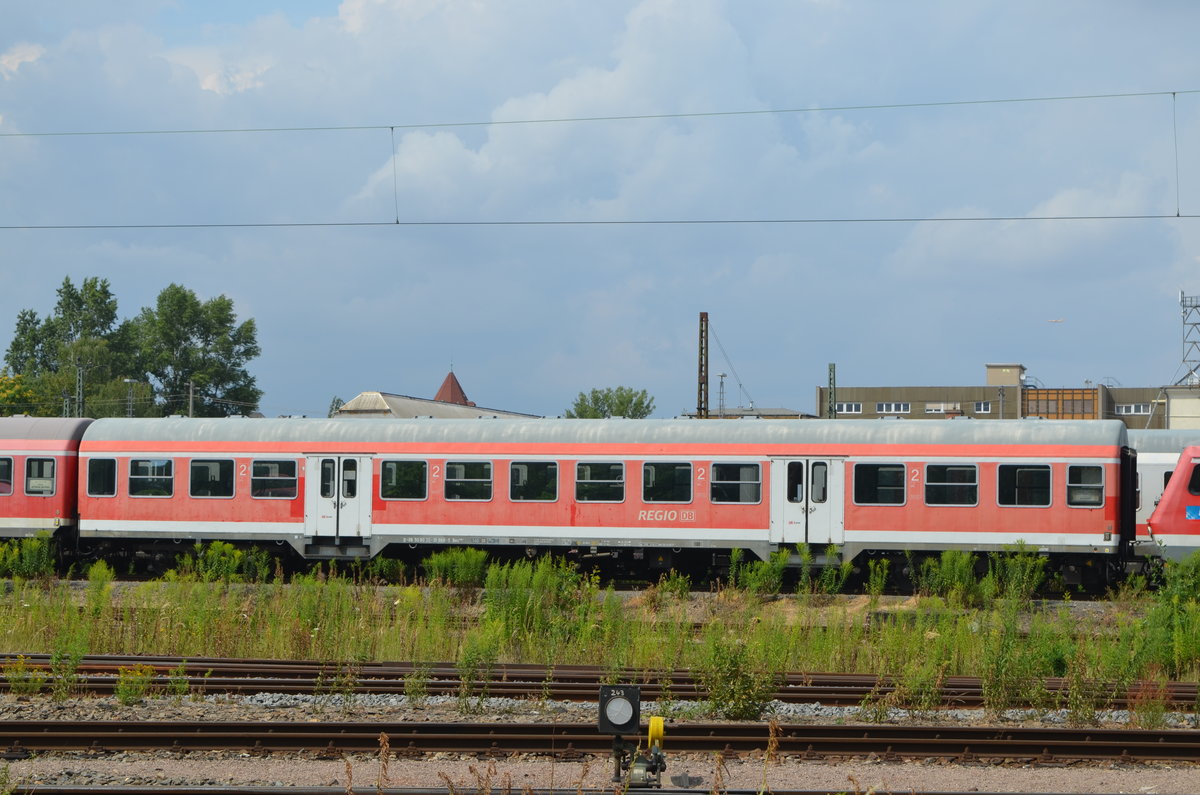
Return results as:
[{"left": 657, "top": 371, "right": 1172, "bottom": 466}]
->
[{"left": 1181, "top": 291, "right": 1200, "bottom": 385}]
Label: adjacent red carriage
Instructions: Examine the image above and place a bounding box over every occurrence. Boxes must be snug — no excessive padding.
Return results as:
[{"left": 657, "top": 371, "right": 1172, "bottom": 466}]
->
[
  {"left": 1147, "top": 444, "right": 1200, "bottom": 560},
  {"left": 0, "top": 417, "right": 91, "bottom": 539}
]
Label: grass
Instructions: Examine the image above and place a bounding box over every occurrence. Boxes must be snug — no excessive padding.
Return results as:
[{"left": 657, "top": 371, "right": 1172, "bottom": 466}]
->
[{"left": 0, "top": 546, "right": 1199, "bottom": 719}]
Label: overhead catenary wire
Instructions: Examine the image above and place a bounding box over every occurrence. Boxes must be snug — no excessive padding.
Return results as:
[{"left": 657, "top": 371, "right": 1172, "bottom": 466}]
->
[
  {"left": 2, "top": 88, "right": 1196, "bottom": 139},
  {"left": 0, "top": 87, "right": 1194, "bottom": 231},
  {"left": 1, "top": 213, "right": 1197, "bottom": 231},
  {"left": 709, "top": 322, "right": 754, "bottom": 410}
]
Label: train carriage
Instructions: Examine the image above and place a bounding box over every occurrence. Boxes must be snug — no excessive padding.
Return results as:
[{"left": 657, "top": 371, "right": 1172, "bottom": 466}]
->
[
  {"left": 74, "top": 416, "right": 1136, "bottom": 580},
  {"left": 1147, "top": 444, "right": 1200, "bottom": 560},
  {"left": 1127, "top": 429, "right": 1200, "bottom": 551},
  {"left": 0, "top": 417, "right": 91, "bottom": 539}
]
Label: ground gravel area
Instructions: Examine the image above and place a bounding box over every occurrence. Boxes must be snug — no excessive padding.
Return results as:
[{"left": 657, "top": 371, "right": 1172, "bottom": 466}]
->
[{"left": 4, "top": 692, "right": 1199, "bottom": 793}]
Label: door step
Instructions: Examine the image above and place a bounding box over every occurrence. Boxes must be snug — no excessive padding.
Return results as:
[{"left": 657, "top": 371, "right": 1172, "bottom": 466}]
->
[{"left": 304, "top": 543, "right": 370, "bottom": 560}]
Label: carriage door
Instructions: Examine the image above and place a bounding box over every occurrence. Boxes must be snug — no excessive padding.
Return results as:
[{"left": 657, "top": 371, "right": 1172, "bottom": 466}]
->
[
  {"left": 770, "top": 458, "right": 844, "bottom": 546},
  {"left": 306, "top": 456, "right": 372, "bottom": 540}
]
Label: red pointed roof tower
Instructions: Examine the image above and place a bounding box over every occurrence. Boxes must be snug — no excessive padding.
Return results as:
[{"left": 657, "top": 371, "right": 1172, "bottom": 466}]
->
[{"left": 434, "top": 371, "right": 475, "bottom": 407}]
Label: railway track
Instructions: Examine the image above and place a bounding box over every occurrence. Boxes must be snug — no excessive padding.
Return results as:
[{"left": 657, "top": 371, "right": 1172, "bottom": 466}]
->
[
  {"left": 3, "top": 653, "right": 1196, "bottom": 709},
  {"left": 3, "top": 719, "right": 1199, "bottom": 763},
  {"left": 0, "top": 789, "right": 1059, "bottom": 795}
]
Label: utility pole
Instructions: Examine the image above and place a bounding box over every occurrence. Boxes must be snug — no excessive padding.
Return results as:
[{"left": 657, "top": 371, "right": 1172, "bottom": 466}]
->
[
  {"left": 696, "top": 312, "right": 710, "bottom": 419},
  {"left": 827, "top": 363, "right": 837, "bottom": 418},
  {"left": 189, "top": 381, "right": 195, "bottom": 417},
  {"left": 123, "top": 378, "right": 136, "bottom": 417},
  {"left": 75, "top": 363, "right": 84, "bottom": 418}
]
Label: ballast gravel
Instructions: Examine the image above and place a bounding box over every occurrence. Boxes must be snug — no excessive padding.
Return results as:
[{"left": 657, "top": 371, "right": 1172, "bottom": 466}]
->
[{"left": 4, "top": 692, "right": 1200, "bottom": 793}]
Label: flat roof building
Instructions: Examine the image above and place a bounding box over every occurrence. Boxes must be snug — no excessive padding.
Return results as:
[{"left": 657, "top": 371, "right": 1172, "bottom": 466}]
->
[{"left": 815, "top": 364, "right": 1167, "bottom": 429}]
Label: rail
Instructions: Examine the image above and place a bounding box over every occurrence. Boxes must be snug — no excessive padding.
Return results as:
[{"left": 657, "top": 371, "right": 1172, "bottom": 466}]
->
[{"left": 2, "top": 654, "right": 1195, "bottom": 709}]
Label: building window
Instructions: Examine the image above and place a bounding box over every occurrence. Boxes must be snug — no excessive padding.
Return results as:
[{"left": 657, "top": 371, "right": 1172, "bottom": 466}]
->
[
  {"left": 711, "top": 463, "right": 761, "bottom": 503},
  {"left": 835, "top": 402, "right": 862, "bottom": 414},
  {"left": 445, "top": 461, "right": 492, "bottom": 501},
  {"left": 576, "top": 462, "right": 624, "bottom": 502},
  {"left": 876, "top": 402, "right": 910, "bottom": 414},
  {"left": 1067, "top": 465, "right": 1104, "bottom": 507},
  {"left": 0, "top": 457, "right": 13, "bottom": 496},
  {"left": 381, "top": 460, "right": 427, "bottom": 500},
  {"left": 924, "top": 402, "right": 960, "bottom": 415},
  {"left": 510, "top": 461, "right": 557, "bottom": 501},
  {"left": 925, "top": 464, "right": 977, "bottom": 506},
  {"left": 1115, "top": 403, "right": 1151, "bottom": 415},
  {"left": 854, "top": 463, "right": 905, "bottom": 505},
  {"left": 251, "top": 459, "right": 297, "bottom": 499},
  {"left": 974, "top": 401, "right": 992, "bottom": 414},
  {"left": 643, "top": 462, "right": 691, "bottom": 503},
  {"left": 87, "top": 458, "right": 117, "bottom": 497},
  {"left": 129, "top": 458, "right": 172, "bottom": 497},
  {"left": 190, "top": 459, "right": 234, "bottom": 498},
  {"left": 998, "top": 464, "right": 1050, "bottom": 507}
]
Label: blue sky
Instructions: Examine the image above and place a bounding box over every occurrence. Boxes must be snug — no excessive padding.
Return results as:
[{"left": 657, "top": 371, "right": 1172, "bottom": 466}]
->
[{"left": 1, "top": 1, "right": 1198, "bottom": 417}]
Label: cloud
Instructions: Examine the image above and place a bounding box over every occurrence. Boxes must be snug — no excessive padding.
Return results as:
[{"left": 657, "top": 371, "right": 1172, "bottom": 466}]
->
[
  {"left": 0, "top": 42, "right": 45, "bottom": 80},
  {"left": 162, "top": 46, "right": 273, "bottom": 94},
  {"left": 2, "top": 1, "right": 1199, "bottom": 415},
  {"left": 887, "top": 171, "right": 1162, "bottom": 278}
]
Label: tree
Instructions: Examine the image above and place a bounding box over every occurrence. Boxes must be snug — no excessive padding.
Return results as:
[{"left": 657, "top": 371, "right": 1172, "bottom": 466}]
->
[
  {"left": 130, "top": 284, "right": 262, "bottom": 417},
  {"left": 565, "top": 386, "right": 655, "bottom": 418},
  {"left": 4, "top": 277, "right": 136, "bottom": 416},
  {"left": 0, "top": 372, "right": 36, "bottom": 415}
]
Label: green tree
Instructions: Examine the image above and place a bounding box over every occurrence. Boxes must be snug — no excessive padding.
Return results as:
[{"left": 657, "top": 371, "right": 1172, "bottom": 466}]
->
[
  {"left": 131, "top": 284, "right": 262, "bottom": 417},
  {"left": 4, "top": 277, "right": 137, "bottom": 416},
  {"left": 565, "top": 386, "right": 655, "bottom": 418}
]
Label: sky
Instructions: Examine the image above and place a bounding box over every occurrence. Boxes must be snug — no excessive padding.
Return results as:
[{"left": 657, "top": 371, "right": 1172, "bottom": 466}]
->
[{"left": 1, "top": 1, "right": 1198, "bottom": 418}]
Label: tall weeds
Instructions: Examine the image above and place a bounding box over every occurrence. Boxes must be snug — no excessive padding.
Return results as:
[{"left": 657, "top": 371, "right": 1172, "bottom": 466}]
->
[{"left": 0, "top": 547, "right": 1197, "bottom": 713}]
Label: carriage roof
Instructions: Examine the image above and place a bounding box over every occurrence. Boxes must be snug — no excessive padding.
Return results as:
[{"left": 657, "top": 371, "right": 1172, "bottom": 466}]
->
[
  {"left": 80, "top": 416, "right": 1130, "bottom": 450},
  {"left": 0, "top": 416, "right": 93, "bottom": 444}
]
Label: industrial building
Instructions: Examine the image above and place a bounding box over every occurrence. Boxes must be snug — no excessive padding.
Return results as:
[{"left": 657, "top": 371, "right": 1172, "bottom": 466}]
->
[{"left": 814, "top": 363, "right": 1171, "bottom": 429}]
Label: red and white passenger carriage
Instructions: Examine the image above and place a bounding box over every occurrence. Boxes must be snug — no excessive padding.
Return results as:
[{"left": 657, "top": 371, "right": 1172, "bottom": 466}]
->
[
  {"left": 0, "top": 417, "right": 90, "bottom": 539},
  {"left": 0, "top": 414, "right": 1175, "bottom": 582}
]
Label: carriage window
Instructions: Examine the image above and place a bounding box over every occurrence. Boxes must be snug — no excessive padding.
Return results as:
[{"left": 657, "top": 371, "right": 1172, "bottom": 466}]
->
[
  {"left": 576, "top": 462, "right": 624, "bottom": 502},
  {"left": 643, "top": 462, "right": 691, "bottom": 503},
  {"left": 811, "top": 462, "right": 828, "bottom": 503},
  {"left": 251, "top": 459, "right": 297, "bottom": 499},
  {"left": 711, "top": 463, "right": 761, "bottom": 503},
  {"left": 1067, "top": 465, "right": 1104, "bottom": 507},
  {"left": 381, "top": 460, "right": 427, "bottom": 500},
  {"left": 511, "top": 461, "right": 557, "bottom": 501},
  {"left": 24, "top": 458, "right": 56, "bottom": 496},
  {"left": 853, "top": 463, "right": 905, "bottom": 505},
  {"left": 341, "top": 460, "right": 358, "bottom": 498},
  {"left": 445, "top": 461, "right": 492, "bottom": 501},
  {"left": 1188, "top": 464, "right": 1200, "bottom": 497},
  {"left": 129, "top": 458, "right": 172, "bottom": 497},
  {"left": 926, "top": 464, "right": 977, "bottom": 506},
  {"left": 87, "top": 458, "right": 117, "bottom": 497},
  {"left": 998, "top": 464, "right": 1051, "bottom": 506},
  {"left": 787, "top": 462, "right": 804, "bottom": 503},
  {"left": 190, "top": 459, "right": 234, "bottom": 498},
  {"left": 0, "top": 457, "right": 12, "bottom": 496},
  {"left": 320, "top": 459, "right": 336, "bottom": 499}
]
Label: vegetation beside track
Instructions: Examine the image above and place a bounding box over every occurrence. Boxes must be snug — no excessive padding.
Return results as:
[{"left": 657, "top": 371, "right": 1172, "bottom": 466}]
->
[{"left": 2, "top": 537, "right": 1200, "bottom": 723}]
